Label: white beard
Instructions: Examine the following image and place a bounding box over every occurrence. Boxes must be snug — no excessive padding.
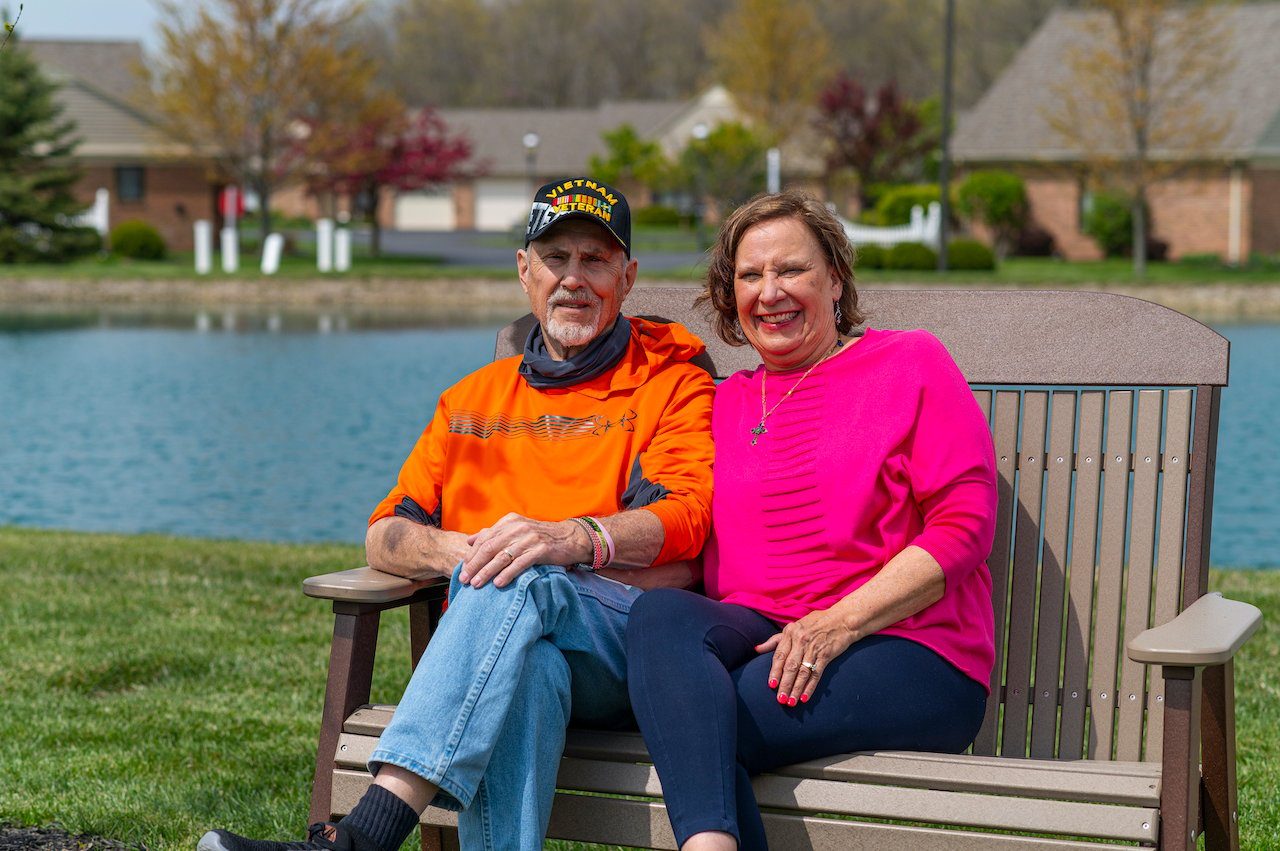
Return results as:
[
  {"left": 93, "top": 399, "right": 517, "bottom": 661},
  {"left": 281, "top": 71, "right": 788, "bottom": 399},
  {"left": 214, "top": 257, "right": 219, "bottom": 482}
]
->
[{"left": 544, "top": 293, "right": 603, "bottom": 352}]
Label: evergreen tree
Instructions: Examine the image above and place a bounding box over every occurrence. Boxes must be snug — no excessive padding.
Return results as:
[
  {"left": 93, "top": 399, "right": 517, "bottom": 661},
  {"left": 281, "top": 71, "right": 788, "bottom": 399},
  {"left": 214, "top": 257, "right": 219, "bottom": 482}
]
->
[{"left": 0, "top": 32, "right": 100, "bottom": 263}]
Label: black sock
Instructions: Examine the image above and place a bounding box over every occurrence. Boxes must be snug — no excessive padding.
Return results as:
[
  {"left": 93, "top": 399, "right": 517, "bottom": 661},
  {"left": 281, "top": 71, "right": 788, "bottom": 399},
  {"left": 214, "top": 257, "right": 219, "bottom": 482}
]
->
[{"left": 339, "top": 784, "right": 420, "bottom": 851}]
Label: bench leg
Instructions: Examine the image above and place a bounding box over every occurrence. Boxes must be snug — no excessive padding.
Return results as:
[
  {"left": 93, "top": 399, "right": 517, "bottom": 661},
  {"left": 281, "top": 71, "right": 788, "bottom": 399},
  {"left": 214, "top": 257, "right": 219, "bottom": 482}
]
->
[
  {"left": 309, "top": 605, "right": 382, "bottom": 827},
  {"left": 408, "top": 595, "right": 446, "bottom": 670},
  {"left": 1159, "top": 666, "right": 1202, "bottom": 851},
  {"left": 1201, "top": 661, "right": 1241, "bottom": 851},
  {"left": 417, "top": 827, "right": 459, "bottom": 851}
]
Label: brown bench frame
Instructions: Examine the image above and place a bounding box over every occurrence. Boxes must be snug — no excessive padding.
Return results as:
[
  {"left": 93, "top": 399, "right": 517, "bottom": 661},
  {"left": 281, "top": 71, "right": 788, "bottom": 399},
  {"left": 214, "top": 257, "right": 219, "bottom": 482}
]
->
[{"left": 301, "top": 288, "right": 1261, "bottom": 851}]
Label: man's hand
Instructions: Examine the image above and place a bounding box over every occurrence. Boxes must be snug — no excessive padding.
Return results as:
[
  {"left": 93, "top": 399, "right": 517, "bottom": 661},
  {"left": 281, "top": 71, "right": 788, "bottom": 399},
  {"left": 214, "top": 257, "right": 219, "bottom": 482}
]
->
[{"left": 460, "top": 512, "right": 589, "bottom": 588}]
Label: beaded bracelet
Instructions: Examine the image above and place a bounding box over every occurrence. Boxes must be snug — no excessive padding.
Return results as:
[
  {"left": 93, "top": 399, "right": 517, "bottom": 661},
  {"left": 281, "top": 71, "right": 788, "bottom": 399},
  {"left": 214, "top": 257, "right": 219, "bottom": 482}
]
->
[
  {"left": 582, "top": 516, "right": 615, "bottom": 567},
  {"left": 570, "top": 516, "right": 605, "bottom": 572}
]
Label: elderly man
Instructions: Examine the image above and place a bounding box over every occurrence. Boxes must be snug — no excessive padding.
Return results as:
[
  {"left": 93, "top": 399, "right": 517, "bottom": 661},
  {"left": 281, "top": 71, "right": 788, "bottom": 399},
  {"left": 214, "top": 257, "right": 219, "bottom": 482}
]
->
[{"left": 199, "top": 178, "right": 715, "bottom": 851}]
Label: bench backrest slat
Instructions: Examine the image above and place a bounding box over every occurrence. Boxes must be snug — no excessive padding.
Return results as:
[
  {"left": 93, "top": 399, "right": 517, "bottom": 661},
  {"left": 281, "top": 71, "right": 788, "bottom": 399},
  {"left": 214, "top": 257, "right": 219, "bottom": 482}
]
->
[
  {"left": 1029, "top": 392, "right": 1075, "bottom": 759},
  {"left": 494, "top": 288, "right": 1228, "bottom": 766},
  {"left": 1059, "top": 391, "right": 1104, "bottom": 759}
]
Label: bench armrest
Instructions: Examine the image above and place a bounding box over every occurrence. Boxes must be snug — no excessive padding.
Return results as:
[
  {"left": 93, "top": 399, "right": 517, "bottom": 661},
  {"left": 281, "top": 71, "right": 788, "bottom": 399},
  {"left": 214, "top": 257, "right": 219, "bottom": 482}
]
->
[
  {"left": 1127, "top": 592, "right": 1262, "bottom": 667},
  {"left": 303, "top": 566, "right": 447, "bottom": 604}
]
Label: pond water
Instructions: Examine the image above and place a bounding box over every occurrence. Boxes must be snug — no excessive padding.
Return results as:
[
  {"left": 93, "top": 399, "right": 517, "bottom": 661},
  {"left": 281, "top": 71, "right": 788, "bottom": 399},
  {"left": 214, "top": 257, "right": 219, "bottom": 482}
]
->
[{"left": 0, "top": 308, "right": 1276, "bottom": 568}]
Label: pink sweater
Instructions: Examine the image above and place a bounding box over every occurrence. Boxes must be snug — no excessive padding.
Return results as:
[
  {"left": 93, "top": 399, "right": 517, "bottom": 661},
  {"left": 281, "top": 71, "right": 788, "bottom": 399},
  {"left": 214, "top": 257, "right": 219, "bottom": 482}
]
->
[{"left": 704, "top": 328, "right": 997, "bottom": 688}]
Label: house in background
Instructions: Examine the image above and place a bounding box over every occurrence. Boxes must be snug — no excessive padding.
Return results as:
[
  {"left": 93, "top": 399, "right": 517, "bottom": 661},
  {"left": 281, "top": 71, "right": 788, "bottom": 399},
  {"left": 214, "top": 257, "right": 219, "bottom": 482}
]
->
[
  {"left": 952, "top": 4, "right": 1280, "bottom": 262},
  {"left": 391, "top": 85, "right": 743, "bottom": 232},
  {"left": 24, "top": 40, "right": 217, "bottom": 252}
]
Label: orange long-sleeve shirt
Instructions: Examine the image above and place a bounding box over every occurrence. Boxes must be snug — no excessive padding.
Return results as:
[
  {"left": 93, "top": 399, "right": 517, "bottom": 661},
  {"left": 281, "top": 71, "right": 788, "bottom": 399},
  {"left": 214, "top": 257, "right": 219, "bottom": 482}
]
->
[{"left": 370, "top": 317, "right": 715, "bottom": 567}]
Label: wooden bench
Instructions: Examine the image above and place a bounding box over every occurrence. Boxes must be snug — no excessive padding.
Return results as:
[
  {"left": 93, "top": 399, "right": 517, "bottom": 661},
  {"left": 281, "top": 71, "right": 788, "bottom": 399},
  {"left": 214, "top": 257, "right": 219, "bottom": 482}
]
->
[{"left": 301, "top": 287, "right": 1261, "bottom": 851}]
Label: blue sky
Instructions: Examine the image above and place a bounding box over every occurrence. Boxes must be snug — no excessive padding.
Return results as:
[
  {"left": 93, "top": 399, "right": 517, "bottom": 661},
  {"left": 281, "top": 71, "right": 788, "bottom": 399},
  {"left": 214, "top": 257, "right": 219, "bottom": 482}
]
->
[
  {"left": 13, "top": 0, "right": 163, "bottom": 49},
  {"left": 12, "top": 0, "right": 371, "bottom": 51}
]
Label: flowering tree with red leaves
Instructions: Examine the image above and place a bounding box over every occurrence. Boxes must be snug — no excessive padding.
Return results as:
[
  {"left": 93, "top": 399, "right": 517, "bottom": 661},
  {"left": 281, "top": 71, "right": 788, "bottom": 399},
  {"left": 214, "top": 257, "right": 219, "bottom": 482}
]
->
[
  {"left": 299, "top": 100, "right": 475, "bottom": 256},
  {"left": 813, "top": 71, "right": 935, "bottom": 209}
]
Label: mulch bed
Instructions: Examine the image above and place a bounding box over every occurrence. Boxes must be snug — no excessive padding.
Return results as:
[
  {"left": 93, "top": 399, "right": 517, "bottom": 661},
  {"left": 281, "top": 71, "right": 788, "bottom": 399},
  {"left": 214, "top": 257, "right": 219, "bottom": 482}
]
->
[{"left": 0, "top": 826, "right": 142, "bottom": 851}]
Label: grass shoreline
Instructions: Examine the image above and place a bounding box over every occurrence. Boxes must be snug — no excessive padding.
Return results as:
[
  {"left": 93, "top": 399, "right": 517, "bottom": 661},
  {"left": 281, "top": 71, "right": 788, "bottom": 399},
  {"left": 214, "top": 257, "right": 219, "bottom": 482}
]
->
[{"left": 1, "top": 528, "right": 1277, "bottom": 850}]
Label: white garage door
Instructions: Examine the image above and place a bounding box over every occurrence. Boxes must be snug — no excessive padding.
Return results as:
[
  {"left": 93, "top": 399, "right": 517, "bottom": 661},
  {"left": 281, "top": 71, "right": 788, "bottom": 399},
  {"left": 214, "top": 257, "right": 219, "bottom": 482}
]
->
[
  {"left": 394, "top": 189, "right": 456, "bottom": 231},
  {"left": 476, "top": 179, "right": 533, "bottom": 232}
]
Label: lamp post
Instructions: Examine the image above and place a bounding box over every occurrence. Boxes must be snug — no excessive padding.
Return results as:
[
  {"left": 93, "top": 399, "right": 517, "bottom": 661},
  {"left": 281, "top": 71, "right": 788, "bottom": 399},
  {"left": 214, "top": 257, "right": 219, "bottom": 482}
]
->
[
  {"left": 691, "top": 122, "right": 709, "bottom": 251},
  {"left": 937, "top": 0, "right": 955, "bottom": 271},
  {"left": 522, "top": 131, "right": 540, "bottom": 196}
]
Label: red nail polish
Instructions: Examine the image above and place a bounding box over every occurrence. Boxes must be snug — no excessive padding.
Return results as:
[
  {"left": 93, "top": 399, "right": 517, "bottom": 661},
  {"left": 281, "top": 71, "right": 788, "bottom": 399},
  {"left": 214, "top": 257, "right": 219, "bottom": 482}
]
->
[
  {"left": 777, "top": 692, "right": 787, "bottom": 704},
  {"left": 769, "top": 678, "right": 779, "bottom": 689},
  {"left": 788, "top": 696, "right": 797, "bottom": 707},
  {"left": 800, "top": 693, "right": 809, "bottom": 704}
]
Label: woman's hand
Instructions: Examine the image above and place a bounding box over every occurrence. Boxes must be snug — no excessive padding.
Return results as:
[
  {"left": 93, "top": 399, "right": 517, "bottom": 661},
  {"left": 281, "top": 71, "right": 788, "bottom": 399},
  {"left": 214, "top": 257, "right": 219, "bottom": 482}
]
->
[
  {"left": 756, "top": 607, "right": 858, "bottom": 706},
  {"left": 756, "top": 545, "right": 948, "bottom": 706}
]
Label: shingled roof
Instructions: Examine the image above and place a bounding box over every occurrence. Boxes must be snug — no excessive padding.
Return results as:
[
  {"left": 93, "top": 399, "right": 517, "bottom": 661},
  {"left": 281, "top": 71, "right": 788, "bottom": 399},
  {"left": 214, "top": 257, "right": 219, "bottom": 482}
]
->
[
  {"left": 953, "top": 3, "right": 1280, "bottom": 164},
  {"left": 439, "top": 86, "right": 741, "bottom": 178},
  {"left": 22, "top": 39, "right": 186, "bottom": 158}
]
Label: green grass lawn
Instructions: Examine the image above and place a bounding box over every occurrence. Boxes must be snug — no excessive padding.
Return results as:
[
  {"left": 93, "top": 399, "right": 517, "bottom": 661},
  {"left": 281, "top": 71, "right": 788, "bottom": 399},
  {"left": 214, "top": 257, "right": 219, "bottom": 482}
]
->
[
  {"left": 3, "top": 227, "right": 1279, "bottom": 287},
  {"left": 1, "top": 528, "right": 1277, "bottom": 850}
]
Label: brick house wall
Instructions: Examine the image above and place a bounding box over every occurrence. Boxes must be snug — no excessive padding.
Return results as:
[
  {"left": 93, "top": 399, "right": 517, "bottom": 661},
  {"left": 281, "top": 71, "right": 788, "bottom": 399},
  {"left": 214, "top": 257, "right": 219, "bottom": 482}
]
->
[
  {"left": 1020, "top": 168, "right": 1103, "bottom": 261},
  {"left": 78, "top": 162, "right": 215, "bottom": 252},
  {"left": 965, "top": 163, "right": 1270, "bottom": 262},
  {"left": 1146, "top": 169, "right": 1236, "bottom": 260},
  {"left": 1251, "top": 166, "right": 1280, "bottom": 257}
]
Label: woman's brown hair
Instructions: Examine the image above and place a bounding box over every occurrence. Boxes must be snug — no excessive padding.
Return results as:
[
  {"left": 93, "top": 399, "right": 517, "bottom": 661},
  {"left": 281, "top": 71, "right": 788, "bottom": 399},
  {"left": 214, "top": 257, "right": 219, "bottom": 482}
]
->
[{"left": 696, "top": 190, "right": 864, "bottom": 346}]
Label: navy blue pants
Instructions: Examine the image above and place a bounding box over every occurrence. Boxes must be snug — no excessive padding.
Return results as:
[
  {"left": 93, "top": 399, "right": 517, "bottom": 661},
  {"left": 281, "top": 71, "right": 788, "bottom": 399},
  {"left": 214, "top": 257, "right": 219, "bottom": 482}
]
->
[{"left": 626, "top": 588, "right": 987, "bottom": 850}]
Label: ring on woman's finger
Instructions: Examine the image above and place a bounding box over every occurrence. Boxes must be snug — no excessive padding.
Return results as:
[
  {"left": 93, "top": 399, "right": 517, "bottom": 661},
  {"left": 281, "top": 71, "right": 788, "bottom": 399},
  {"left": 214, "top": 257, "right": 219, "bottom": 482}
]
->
[
  {"left": 801, "top": 660, "right": 818, "bottom": 671},
  {"left": 501, "top": 548, "right": 516, "bottom": 561}
]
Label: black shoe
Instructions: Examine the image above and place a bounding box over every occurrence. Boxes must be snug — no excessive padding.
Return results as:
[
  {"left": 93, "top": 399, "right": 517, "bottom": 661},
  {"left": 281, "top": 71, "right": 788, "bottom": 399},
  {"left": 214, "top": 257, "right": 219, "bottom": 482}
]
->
[{"left": 198, "top": 822, "right": 372, "bottom": 851}]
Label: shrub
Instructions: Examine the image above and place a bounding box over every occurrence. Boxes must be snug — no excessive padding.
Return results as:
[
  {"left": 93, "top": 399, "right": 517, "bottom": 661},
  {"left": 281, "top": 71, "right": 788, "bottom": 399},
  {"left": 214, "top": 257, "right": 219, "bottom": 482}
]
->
[
  {"left": 110, "top": 219, "right": 167, "bottom": 260},
  {"left": 5, "top": 226, "right": 102, "bottom": 262},
  {"left": 1013, "top": 224, "right": 1056, "bottom": 257},
  {"left": 872, "top": 184, "right": 940, "bottom": 226},
  {"left": 884, "top": 241, "right": 938, "bottom": 271},
  {"left": 1082, "top": 190, "right": 1133, "bottom": 258},
  {"left": 955, "top": 170, "right": 1027, "bottom": 257},
  {"left": 946, "top": 238, "right": 996, "bottom": 270},
  {"left": 854, "top": 243, "right": 886, "bottom": 269},
  {"left": 633, "top": 205, "right": 683, "bottom": 227}
]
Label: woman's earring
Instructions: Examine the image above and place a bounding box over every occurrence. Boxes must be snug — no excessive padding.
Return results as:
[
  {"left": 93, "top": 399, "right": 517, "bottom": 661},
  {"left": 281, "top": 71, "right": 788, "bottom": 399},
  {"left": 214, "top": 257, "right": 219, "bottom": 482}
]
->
[{"left": 834, "top": 301, "right": 843, "bottom": 327}]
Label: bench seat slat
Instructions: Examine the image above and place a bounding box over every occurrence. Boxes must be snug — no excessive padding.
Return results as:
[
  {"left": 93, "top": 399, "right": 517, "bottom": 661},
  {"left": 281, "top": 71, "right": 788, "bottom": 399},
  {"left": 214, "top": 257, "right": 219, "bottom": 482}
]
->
[
  {"left": 336, "top": 752, "right": 1158, "bottom": 846},
  {"left": 338, "top": 719, "right": 1161, "bottom": 807},
  {"left": 335, "top": 716, "right": 1157, "bottom": 803}
]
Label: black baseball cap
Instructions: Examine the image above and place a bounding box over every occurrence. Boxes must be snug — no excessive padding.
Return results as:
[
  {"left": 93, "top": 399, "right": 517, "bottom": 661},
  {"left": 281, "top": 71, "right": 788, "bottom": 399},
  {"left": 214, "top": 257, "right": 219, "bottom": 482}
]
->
[{"left": 524, "top": 178, "right": 631, "bottom": 257}]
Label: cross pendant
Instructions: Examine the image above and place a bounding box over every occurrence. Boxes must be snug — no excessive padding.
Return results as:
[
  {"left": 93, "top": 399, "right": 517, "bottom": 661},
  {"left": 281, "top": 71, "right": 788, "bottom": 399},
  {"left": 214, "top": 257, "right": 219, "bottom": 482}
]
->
[{"left": 750, "top": 422, "right": 767, "bottom": 445}]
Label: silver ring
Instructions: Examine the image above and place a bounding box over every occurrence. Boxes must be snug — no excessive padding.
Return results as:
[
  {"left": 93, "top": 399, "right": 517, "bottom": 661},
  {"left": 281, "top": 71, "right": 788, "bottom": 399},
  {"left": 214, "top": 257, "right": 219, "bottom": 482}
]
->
[
  {"left": 501, "top": 548, "right": 516, "bottom": 560},
  {"left": 801, "top": 661, "right": 817, "bottom": 671}
]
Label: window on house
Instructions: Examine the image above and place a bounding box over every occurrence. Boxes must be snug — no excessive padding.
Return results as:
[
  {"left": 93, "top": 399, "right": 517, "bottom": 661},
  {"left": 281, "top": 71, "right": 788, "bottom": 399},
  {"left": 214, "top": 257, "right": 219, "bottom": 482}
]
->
[{"left": 116, "top": 166, "right": 145, "bottom": 202}]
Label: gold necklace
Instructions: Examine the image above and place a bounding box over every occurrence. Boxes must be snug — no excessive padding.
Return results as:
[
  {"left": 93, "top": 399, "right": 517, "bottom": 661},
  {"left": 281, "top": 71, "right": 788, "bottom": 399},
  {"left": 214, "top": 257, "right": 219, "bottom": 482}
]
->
[{"left": 750, "top": 340, "right": 842, "bottom": 446}]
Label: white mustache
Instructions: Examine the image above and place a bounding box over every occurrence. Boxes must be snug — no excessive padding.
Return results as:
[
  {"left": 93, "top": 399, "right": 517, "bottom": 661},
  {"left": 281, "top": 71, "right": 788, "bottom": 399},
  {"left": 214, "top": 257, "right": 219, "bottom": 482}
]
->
[{"left": 548, "top": 290, "right": 600, "bottom": 309}]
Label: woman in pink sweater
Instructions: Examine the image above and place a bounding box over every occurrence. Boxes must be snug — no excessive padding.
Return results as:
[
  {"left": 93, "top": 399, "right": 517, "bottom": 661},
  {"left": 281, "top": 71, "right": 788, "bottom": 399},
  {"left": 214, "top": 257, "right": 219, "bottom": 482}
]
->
[{"left": 626, "top": 191, "right": 998, "bottom": 851}]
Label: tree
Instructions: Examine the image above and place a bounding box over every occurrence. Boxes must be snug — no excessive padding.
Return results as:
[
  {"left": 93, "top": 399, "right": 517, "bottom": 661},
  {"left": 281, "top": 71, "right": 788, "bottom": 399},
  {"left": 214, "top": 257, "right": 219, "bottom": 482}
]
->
[
  {"left": 1045, "top": 1, "right": 1233, "bottom": 278},
  {"left": 2, "top": 2, "right": 22, "bottom": 50},
  {"left": 955, "top": 170, "right": 1028, "bottom": 259},
  {"left": 145, "top": 0, "right": 377, "bottom": 245},
  {"left": 813, "top": 71, "right": 936, "bottom": 210},
  {"left": 0, "top": 33, "right": 100, "bottom": 263},
  {"left": 588, "top": 125, "right": 672, "bottom": 200},
  {"left": 386, "top": 0, "right": 496, "bottom": 106},
  {"left": 297, "top": 99, "right": 474, "bottom": 256},
  {"left": 705, "top": 0, "right": 833, "bottom": 143},
  {"left": 679, "top": 122, "right": 769, "bottom": 220}
]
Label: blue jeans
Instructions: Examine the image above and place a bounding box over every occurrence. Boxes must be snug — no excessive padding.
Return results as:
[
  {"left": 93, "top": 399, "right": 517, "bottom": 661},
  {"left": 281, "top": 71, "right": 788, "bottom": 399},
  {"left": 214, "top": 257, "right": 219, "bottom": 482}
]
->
[
  {"left": 368, "top": 563, "right": 640, "bottom": 851},
  {"left": 627, "top": 588, "right": 988, "bottom": 850}
]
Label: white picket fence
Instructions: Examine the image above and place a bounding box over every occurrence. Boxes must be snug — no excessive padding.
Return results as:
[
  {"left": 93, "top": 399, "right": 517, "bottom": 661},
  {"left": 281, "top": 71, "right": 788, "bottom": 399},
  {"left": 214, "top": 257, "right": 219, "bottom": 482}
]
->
[{"left": 836, "top": 201, "right": 941, "bottom": 249}]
